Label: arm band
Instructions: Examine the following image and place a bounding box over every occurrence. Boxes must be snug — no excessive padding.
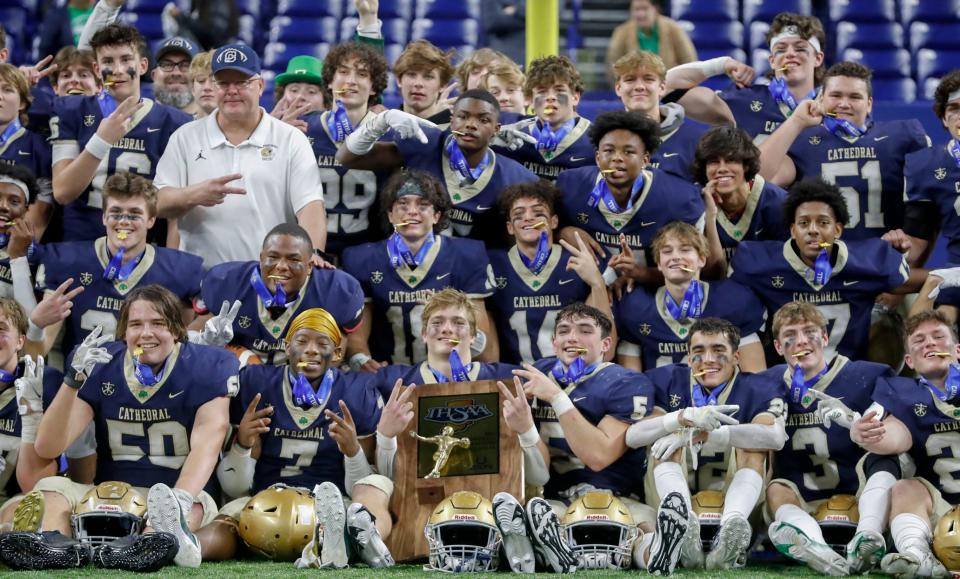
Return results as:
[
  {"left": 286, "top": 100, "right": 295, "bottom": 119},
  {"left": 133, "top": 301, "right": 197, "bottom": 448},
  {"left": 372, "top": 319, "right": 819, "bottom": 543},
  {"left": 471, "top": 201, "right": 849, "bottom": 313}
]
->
[
  {"left": 83, "top": 134, "right": 112, "bottom": 160},
  {"left": 216, "top": 442, "right": 256, "bottom": 499},
  {"left": 344, "top": 447, "right": 375, "bottom": 492},
  {"left": 669, "top": 56, "right": 730, "bottom": 78},
  {"left": 10, "top": 257, "right": 36, "bottom": 316},
  {"left": 375, "top": 432, "right": 398, "bottom": 480},
  {"left": 720, "top": 420, "right": 788, "bottom": 450},
  {"left": 625, "top": 411, "right": 683, "bottom": 449},
  {"left": 903, "top": 202, "right": 939, "bottom": 241}
]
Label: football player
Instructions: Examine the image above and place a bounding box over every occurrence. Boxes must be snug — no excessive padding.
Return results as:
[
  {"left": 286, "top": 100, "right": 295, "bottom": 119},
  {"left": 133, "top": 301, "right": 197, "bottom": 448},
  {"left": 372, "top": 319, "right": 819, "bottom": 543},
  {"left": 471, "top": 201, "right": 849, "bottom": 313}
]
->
[
  {"left": 690, "top": 126, "right": 790, "bottom": 262},
  {"left": 757, "top": 62, "right": 929, "bottom": 240},
  {"left": 194, "top": 223, "right": 363, "bottom": 365},
  {"left": 612, "top": 50, "right": 708, "bottom": 182},
  {"left": 627, "top": 317, "right": 786, "bottom": 570},
  {"left": 614, "top": 222, "right": 765, "bottom": 372},
  {"left": 0, "top": 285, "right": 238, "bottom": 569},
  {"left": 24, "top": 172, "right": 203, "bottom": 360},
  {"left": 487, "top": 181, "right": 612, "bottom": 364},
  {"left": 764, "top": 302, "right": 894, "bottom": 575},
  {"left": 195, "top": 308, "right": 393, "bottom": 568},
  {"left": 393, "top": 40, "right": 457, "bottom": 127},
  {"left": 342, "top": 172, "right": 498, "bottom": 367},
  {"left": 307, "top": 42, "right": 391, "bottom": 258},
  {"left": 49, "top": 23, "right": 192, "bottom": 241},
  {"left": 336, "top": 89, "right": 537, "bottom": 245},
  {"left": 729, "top": 178, "right": 916, "bottom": 361},
  {"left": 555, "top": 110, "right": 706, "bottom": 278},
  {"left": 852, "top": 309, "right": 960, "bottom": 578},
  {"left": 493, "top": 55, "right": 594, "bottom": 180},
  {"left": 0, "top": 164, "right": 39, "bottom": 300}
]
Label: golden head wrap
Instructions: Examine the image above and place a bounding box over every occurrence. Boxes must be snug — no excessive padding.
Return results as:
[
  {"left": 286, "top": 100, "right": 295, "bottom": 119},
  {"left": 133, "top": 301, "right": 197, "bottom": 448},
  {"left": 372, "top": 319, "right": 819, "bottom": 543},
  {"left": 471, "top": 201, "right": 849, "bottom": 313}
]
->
[{"left": 285, "top": 308, "right": 342, "bottom": 348}]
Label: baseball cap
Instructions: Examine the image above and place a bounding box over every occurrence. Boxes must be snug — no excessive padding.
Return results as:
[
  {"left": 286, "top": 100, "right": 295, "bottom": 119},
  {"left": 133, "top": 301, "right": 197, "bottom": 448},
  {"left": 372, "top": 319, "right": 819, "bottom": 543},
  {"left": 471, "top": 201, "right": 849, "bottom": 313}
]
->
[
  {"left": 212, "top": 43, "right": 261, "bottom": 77},
  {"left": 155, "top": 37, "right": 199, "bottom": 62}
]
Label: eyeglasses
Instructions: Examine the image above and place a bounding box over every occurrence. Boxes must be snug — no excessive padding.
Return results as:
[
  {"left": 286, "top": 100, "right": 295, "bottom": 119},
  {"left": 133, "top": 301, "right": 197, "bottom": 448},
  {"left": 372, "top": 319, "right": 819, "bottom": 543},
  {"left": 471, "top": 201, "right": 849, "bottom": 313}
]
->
[
  {"left": 157, "top": 60, "right": 191, "bottom": 73},
  {"left": 105, "top": 213, "right": 144, "bottom": 223},
  {"left": 215, "top": 77, "right": 261, "bottom": 91}
]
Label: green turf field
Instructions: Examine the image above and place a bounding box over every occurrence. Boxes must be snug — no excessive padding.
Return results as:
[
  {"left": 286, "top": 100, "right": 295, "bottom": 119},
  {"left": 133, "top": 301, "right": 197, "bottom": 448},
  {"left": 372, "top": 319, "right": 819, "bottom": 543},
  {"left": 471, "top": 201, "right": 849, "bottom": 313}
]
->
[{"left": 0, "top": 562, "right": 889, "bottom": 578}]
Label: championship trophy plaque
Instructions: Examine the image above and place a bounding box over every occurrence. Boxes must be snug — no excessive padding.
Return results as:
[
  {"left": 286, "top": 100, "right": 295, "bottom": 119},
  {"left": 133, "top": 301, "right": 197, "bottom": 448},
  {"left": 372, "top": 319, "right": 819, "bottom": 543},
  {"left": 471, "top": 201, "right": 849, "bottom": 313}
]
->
[{"left": 385, "top": 380, "right": 523, "bottom": 561}]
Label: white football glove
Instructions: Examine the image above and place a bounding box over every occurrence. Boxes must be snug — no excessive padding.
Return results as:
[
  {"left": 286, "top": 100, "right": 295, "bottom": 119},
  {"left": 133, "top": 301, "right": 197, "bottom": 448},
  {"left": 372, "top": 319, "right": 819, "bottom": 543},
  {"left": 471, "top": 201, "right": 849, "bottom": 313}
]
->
[
  {"left": 200, "top": 300, "right": 241, "bottom": 347},
  {"left": 651, "top": 432, "right": 686, "bottom": 461},
  {"left": 811, "top": 389, "right": 861, "bottom": 430},
  {"left": 682, "top": 404, "right": 740, "bottom": 431},
  {"left": 927, "top": 267, "right": 960, "bottom": 300},
  {"left": 15, "top": 355, "right": 44, "bottom": 415},
  {"left": 70, "top": 325, "right": 114, "bottom": 382},
  {"left": 345, "top": 109, "right": 435, "bottom": 155},
  {"left": 490, "top": 126, "right": 537, "bottom": 151}
]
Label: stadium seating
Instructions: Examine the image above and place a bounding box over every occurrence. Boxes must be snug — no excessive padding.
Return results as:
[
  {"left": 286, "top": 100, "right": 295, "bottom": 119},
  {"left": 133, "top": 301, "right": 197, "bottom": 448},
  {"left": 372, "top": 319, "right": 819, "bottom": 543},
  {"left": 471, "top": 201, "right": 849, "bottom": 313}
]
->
[
  {"left": 670, "top": 0, "right": 739, "bottom": 23},
  {"left": 410, "top": 18, "right": 478, "bottom": 50},
  {"left": 268, "top": 16, "right": 339, "bottom": 45},
  {"left": 842, "top": 48, "right": 911, "bottom": 79},
  {"left": 276, "top": 0, "right": 341, "bottom": 19},
  {"left": 873, "top": 77, "right": 917, "bottom": 102},
  {"left": 742, "top": 0, "right": 812, "bottom": 24},
  {"left": 415, "top": 0, "right": 480, "bottom": 21},
  {"left": 828, "top": 0, "right": 897, "bottom": 24},
  {"left": 263, "top": 42, "right": 331, "bottom": 72},
  {"left": 901, "top": 0, "right": 960, "bottom": 25},
  {"left": 118, "top": 12, "right": 163, "bottom": 40},
  {"left": 340, "top": 17, "right": 409, "bottom": 46},
  {"left": 679, "top": 21, "right": 743, "bottom": 52},
  {"left": 124, "top": 0, "right": 167, "bottom": 13},
  {"left": 748, "top": 21, "right": 770, "bottom": 52},
  {"left": 917, "top": 48, "right": 960, "bottom": 87},
  {"left": 835, "top": 22, "right": 904, "bottom": 54},
  {"left": 910, "top": 22, "right": 960, "bottom": 54}
]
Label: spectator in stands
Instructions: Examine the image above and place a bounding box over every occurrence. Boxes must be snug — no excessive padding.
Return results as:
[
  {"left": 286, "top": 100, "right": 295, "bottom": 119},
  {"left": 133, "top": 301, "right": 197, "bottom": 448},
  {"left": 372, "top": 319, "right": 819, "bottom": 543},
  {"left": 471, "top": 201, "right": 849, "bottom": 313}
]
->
[
  {"left": 161, "top": 0, "right": 239, "bottom": 50},
  {"left": 606, "top": 0, "right": 696, "bottom": 83},
  {"left": 154, "top": 43, "right": 327, "bottom": 268},
  {"left": 393, "top": 40, "right": 456, "bottom": 126},
  {"left": 272, "top": 55, "right": 325, "bottom": 118},
  {"left": 481, "top": 2, "right": 525, "bottom": 66},
  {"left": 49, "top": 46, "right": 98, "bottom": 97},
  {"left": 188, "top": 49, "right": 216, "bottom": 117},
  {"left": 456, "top": 48, "right": 506, "bottom": 91},
  {"left": 480, "top": 60, "right": 526, "bottom": 118},
  {"left": 152, "top": 37, "right": 201, "bottom": 115},
  {"left": 38, "top": 0, "right": 96, "bottom": 61}
]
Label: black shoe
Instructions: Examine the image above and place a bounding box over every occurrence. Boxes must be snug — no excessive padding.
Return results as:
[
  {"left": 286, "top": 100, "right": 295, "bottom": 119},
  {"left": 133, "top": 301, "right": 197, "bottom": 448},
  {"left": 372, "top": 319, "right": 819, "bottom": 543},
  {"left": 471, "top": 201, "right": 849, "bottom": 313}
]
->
[
  {"left": 93, "top": 532, "right": 178, "bottom": 572},
  {"left": 647, "top": 492, "right": 689, "bottom": 576},
  {"left": 0, "top": 531, "right": 90, "bottom": 570},
  {"left": 525, "top": 498, "right": 577, "bottom": 573}
]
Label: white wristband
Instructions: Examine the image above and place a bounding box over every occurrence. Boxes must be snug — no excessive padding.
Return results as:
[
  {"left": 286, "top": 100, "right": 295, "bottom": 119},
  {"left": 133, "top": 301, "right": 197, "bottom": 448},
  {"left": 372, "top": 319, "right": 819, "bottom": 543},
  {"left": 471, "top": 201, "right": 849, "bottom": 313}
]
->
[
  {"left": 550, "top": 391, "right": 574, "bottom": 417},
  {"left": 701, "top": 56, "right": 731, "bottom": 77},
  {"left": 602, "top": 266, "right": 618, "bottom": 286},
  {"left": 349, "top": 352, "right": 372, "bottom": 372},
  {"left": 376, "top": 431, "right": 397, "bottom": 449},
  {"left": 518, "top": 425, "right": 540, "bottom": 448},
  {"left": 84, "top": 133, "right": 112, "bottom": 160},
  {"left": 234, "top": 441, "right": 252, "bottom": 457},
  {"left": 26, "top": 321, "right": 44, "bottom": 342},
  {"left": 663, "top": 410, "right": 682, "bottom": 433}
]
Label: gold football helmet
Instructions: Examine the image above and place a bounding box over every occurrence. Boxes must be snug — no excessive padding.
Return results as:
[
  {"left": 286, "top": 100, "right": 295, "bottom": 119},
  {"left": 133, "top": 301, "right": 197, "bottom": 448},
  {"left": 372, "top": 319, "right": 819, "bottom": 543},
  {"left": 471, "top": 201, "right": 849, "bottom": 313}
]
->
[
  {"left": 814, "top": 494, "right": 859, "bottom": 555},
  {"left": 238, "top": 485, "right": 315, "bottom": 561},
  {"left": 690, "top": 490, "right": 724, "bottom": 550},
  {"left": 424, "top": 491, "right": 502, "bottom": 572},
  {"left": 934, "top": 506, "right": 960, "bottom": 571},
  {"left": 561, "top": 491, "right": 638, "bottom": 569},
  {"left": 70, "top": 481, "right": 147, "bottom": 545}
]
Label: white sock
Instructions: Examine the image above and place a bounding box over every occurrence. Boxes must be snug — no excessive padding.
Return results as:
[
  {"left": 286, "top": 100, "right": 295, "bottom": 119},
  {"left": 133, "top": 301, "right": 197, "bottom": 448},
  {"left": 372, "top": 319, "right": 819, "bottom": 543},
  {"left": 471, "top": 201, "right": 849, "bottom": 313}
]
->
[
  {"left": 654, "top": 461, "right": 691, "bottom": 510},
  {"left": 890, "top": 513, "right": 932, "bottom": 560},
  {"left": 856, "top": 471, "right": 896, "bottom": 535},
  {"left": 775, "top": 504, "right": 826, "bottom": 544},
  {"left": 634, "top": 531, "right": 654, "bottom": 569},
  {"left": 721, "top": 469, "right": 763, "bottom": 524}
]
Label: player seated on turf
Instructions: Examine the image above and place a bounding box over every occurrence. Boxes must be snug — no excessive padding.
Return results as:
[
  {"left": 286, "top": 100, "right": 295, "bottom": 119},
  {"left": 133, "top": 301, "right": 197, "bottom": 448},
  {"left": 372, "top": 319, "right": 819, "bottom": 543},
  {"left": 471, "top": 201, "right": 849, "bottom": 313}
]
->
[
  {"left": 192, "top": 223, "right": 364, "bottom": 365},
  {"left": 614, "top": 222, "right": 765, "bottom": 372},
  {"left": 50, "top": 23, "right": 192, "bottom": 242},
  {"left": 0, "top": 285, "right": 238, "bottom": 570},
  {"left": 195, "top": 307, "right": 393, "bottom": 568},
  {"left": 626, "top": 317, "right": 786, "bottom": 570},
  {"left": 690, "top": 126, "right": 790, "bottom": 262},
  {"left": 729, "top": 178, "right": 921, "bottom": 362},
  {"left": 554, "top": 110, "right": 708, "bottom": 286},
  {"left": 851, "top": 309, "right": 960, "bottom": 578},
  {"left": 612, "top": 50, "right": 707, "bottom": 182},
  {"left": 336, "top": 89, "right": 538, "bottom": 245},
  {"left": 764, "top": 301, "right": 896, "bottom": 576},
  {"left": 487, "top": 180, "right": 613, "bottom": 365},
  {"left": 757, "top": 62, "right": 929, "bottom": 241},
  {"left": 342, "top": 171, "right": 499, "bottom": 367},
  {"left": 22, "top": 172, "right": 203, "bottom": 362},
  {"left": 492, "top": 55, "right": 594, "bottom": 181}
]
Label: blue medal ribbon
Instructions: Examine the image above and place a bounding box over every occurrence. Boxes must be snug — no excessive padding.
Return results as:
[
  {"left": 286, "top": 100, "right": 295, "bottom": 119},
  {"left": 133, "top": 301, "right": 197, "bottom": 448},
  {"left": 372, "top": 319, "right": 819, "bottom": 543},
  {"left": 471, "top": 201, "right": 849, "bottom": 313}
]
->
[
  {"left": 445, "top": 135, "right": 491, "bottom": 185},
  {"left": 326, "top": 100, "right": 354, "bottom": 143},
  {"left": 551, "top": 356, "right": 598, "bottom": 385},
  {"left": 519, "top": 233, "right": 550, "bottom": 275},
  {"left": 767, "top": 77, "right": 816, "bottom": 113},
  {"left": 948, "top": 139, "right": 960, "bottom": 170},
  {"left": 0, "top": 366, "right": 16, "bottom": 384},
  {"left": 290, "top": 367, "right": 335, "bottom": 409},
  {"left": 823, "top": 115, "right": 867, "bottom": 139},
  {"left": 429, "top": 350, "right": 472, "bottom": 383},
  {"left": 97, "top": 89, "right": 117, "bottom": 117},
  {"left": 813, "top": 247, "right": 832, "bottom": 285},
  {"left": 249, "top": 267, "right": 289, "bottom": 308},
  {"left": 790, "top": 363, "right": 829, "bottom": 405},
  {"left": 664, "top": 280, "right": 704, "bottom": 321},
  {"left": 387, "top": 232, "right": 434, "bottom": 269},
  {"left": 532, "top": 118, "right": 575, "bottom": 153},
  {"left": 588, "top": 172, "right": 645, "bottom": 213},
  {"left": 133, "top": 354, "right": 167, "bottom": 387},
  {"left": 0, "top": 118, "right": 22, "bottom": 148},
  {"left": 692, "top": 380, "right": 727, "bottom": 407},
  {"left": 102, "top": 246, "right": 144, "bottom": 281},
  {"left": 921, "top": 364, "right": 960, "bottom": 403}
]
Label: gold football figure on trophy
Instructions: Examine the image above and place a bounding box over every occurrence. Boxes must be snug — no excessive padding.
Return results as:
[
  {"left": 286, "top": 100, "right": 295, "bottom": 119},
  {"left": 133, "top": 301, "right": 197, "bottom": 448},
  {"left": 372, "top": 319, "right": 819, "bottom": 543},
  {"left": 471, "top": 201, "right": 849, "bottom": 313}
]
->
[{"left": 411, "top": 426, "right": 471, "bottom": 478}]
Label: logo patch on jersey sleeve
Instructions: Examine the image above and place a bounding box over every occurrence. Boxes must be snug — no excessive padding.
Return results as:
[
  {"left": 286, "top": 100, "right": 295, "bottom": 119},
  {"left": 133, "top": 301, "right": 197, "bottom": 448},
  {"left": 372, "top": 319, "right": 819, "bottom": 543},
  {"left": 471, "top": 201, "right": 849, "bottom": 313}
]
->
[
  {"left": 80, "top": 272, "right": 94, "bottom": 286},
  {"left": 101, "top": 381, "right": 116, "bottom": 396},
  {"left": 935, "top": 168, "right": 947, "bottom": 181},
  {"left": 772, "top": 275, "right": 784, "bottom": 288},
  {"left": 750, "top": 101, "right": 763, "bottom": 112},
  {"left": 370, "top": 271, "right": 383, "bottom": 284},
  {"left": 915, "top": 403, "right": 928, "bottom": 417},
  {"left": 237, "top": 315, "right": 252, "bottom": 328}
]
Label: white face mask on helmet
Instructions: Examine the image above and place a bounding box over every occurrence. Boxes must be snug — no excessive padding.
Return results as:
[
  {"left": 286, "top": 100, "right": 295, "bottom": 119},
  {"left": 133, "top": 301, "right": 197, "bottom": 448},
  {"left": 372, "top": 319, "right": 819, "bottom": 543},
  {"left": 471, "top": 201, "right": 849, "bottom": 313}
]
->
[
  {"left": 561, "top": 491, "right": 638, "bottom": 569},
  {"left": 424, "top": 491, "right": 502, "bottom": 572}
]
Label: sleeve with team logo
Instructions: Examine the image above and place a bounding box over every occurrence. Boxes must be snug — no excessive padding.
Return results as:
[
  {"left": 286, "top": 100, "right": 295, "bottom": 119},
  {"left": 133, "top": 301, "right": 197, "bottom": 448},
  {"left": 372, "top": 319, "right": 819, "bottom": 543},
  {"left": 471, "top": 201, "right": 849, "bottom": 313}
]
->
[
  {"left": 841, "top": 237, "right": 910, "bottom": 292},
  {"left": 718, "top": 84, "right": 782, "bottom": 140},
  {"left": 450, "top": 238, "right": 494, "bottom": 298},
  {"left": 554, "top": 165, "right": 598, "bottom": 229},
  {"left": 643, "top": 363, "right": 690, "bottom": 413},
  {"left": 611, "top": 286, "right": 660, "bottom": 368},
  {"left": 35, "top": 241, "right": 88, "bottom": 291},
  {"left": 903, "top": 146, "right": 960, "bottom": 262},
  {"left": 48, "top": 95, "right": 88, "bottom": 163}
]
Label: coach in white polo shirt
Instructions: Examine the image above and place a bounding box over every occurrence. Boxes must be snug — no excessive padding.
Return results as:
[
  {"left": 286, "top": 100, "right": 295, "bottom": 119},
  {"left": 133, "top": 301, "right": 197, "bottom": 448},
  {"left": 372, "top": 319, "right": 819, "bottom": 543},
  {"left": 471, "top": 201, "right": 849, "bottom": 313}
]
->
[{"left": 153, "top": 43, "right": 327, "bottom": 268}]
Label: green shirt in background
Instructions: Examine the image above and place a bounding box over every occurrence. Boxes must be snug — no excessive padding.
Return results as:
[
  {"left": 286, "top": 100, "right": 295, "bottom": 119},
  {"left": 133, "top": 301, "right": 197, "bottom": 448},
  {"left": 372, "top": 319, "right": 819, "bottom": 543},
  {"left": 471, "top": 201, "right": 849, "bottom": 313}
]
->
[
  {"left": 636, "top": 22, "right": 659, "bottom": 54},
  {"left": 68, "top": 5, "right": 95, "bottom": 45}
]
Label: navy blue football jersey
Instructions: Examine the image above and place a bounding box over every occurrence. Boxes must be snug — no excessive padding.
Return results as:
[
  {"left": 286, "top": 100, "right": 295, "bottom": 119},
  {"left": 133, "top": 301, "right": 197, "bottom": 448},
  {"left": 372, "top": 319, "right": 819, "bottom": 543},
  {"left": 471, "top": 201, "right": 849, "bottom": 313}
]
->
[
  {"left": 730, "top": 239, "right": 909, "bottom": 360},
  {"left": 306, "top": 111, "right": 391, "bottom": 256},
  {"left": 233, "top": 364, "right": 381, "bottom": 494},
  {"left": 531, "top": 357, "right": 652, "bottom": 499},
  {"left": 76, "top": 341, "right": 239, "bottom": 488},
  {"left": 0, "top": 364, "right": 62, "bottom": 492},
  {"left": 487, "top": 245, "right": 592, "bottom": 364},
  {"left": 199, "top": 261, "right": 364, "bottom": 365},
  {"left": 374, "top": 361, "right": 519, "bottom": 401},
  {"left": 765, "top": 356, "right": 892, "bottom": 502},
  {"left": 556, "top": 166, "right": 705, "bottom": 264},
  {"left": 341, "top": 235, "right": 493, "bottom": 365},
  {"left": 49, "top": 96, "right": 192, "bottom": 240},
  {"left": 787, "top": 120, "right": 929, "bottom": 240},
  {"left": 650, "top": 117, "right": 708, "bottom": 182},
  {"left": 904, "top": 143, "right": 960, "bottom": 263},
  {"left": 614, "top": 280, "right": 764, "bottom": 370},
  {"left": 715, "top": 176, "right": 790, "bottom": 262},
  {"left": 0, "top": 126, "right": 52, "bottom": 204},
  {"left": 394, "top": 126, "right": 538, "bottom": 243},
  {"left": 644, "top": 364, "right": 784, "bottom": 491},
  {"left": 873, "top": 374, "right": 960, "bottom": 503},
  {"left": 492, "top": 116, "right": 596, "bottom": 181},
  {"left": 36, "top": 238, "right": 203, "bottom": 355},
  {"left": 719, "top": 82, "right": 797, "bottom": 143}
]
